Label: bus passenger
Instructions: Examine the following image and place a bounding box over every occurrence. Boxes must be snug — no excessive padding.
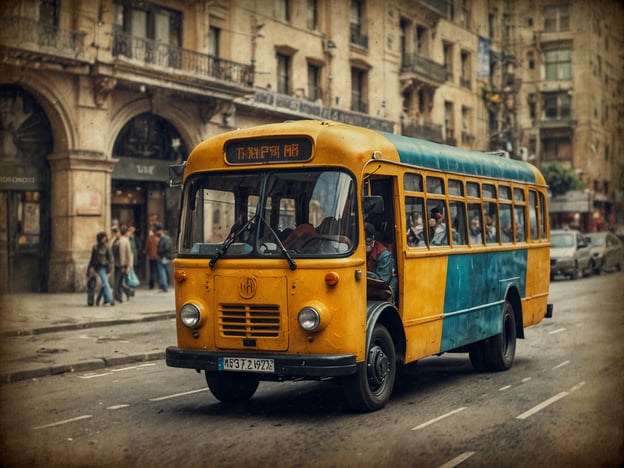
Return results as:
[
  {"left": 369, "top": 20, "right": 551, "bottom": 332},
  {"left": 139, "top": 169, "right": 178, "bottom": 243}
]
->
[
  {"left": 501, "top": 212, "right": 514, "bottom": 242},
  {"left": 469, "top": 216, "right": 482, "bottom": 244},
  {"left": 485, "top": 213, "right": 497, "bottom": 243},
  {"left": 365, "top": 223, "right": 393, "bottom": 284},
  {"left": 429, "top": 206, "right": 448, "bottom": 245},
  {"left": 407, "top": 211, "right": 424, "bottom": 246}
]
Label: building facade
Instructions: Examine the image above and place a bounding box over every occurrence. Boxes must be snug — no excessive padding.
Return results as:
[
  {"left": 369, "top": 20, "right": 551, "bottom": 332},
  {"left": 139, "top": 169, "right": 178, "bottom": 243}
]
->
[{"left": 1, "top": 0, "right": 622, "bottom": 292}]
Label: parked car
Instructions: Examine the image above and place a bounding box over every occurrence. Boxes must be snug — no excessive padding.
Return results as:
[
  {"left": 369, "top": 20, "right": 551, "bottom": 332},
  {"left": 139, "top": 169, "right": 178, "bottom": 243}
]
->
[
  {"left": 584, "top": 232, "right": 623, "bottom": 274},
  {"left": 550, "top": 229, "right": 592, "bottom": 280}
]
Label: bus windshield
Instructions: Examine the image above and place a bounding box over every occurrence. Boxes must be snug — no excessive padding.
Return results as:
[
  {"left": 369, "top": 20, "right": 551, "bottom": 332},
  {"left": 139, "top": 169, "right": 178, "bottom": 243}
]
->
[{"left": 179, "top": 169, "right": 356, "bottom": 259}]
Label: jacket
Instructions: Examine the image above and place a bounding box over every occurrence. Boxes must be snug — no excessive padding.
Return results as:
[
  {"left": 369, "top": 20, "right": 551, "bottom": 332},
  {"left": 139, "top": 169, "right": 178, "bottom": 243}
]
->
[
  {"left": 112, "top": 235, "right": 133, "bottom": 269},
  {"left": 88, "top": 243, "right": 114, "bottom": 273}
]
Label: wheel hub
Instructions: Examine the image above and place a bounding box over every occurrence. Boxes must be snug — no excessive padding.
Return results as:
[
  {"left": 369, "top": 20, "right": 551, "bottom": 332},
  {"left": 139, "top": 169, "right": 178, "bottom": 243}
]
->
[{"left": 367, "top": 344, "right": 389, "bottom": 387}]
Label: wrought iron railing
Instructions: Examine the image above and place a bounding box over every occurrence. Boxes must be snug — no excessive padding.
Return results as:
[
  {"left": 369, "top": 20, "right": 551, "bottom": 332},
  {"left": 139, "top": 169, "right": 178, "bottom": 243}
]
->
[
  {"left": 112, "top": 31, "right": 254, "bottom": 88},
  {"left": 401, "top": 54, "right": 447, "bottom": 83},
  {"left": 401, "top": 117, "right": 443, "bottom": 143},
  {"left": 0, "top": 16, "right": 86, "bottom": 57}
]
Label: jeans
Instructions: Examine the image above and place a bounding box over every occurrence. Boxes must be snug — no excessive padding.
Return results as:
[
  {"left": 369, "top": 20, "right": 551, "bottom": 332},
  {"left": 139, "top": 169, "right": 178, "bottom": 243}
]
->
[
  {"left": 148, "top": 259, "right": 158, "bottom": 289},
  {"left": 97, "top": 266, "right": 113, "bottom": 304},
  {"left": 157, "top": 258, "right": 169, "bottom": 292},
  {"left": 114, "top": 266, "right": 133, "bottom": 301}
]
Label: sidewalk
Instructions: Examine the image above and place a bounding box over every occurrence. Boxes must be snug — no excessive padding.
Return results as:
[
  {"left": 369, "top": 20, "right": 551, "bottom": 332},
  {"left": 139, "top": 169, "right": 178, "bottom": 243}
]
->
[{"left": 0, "top": 287, "right": 176, "bottom": 383}]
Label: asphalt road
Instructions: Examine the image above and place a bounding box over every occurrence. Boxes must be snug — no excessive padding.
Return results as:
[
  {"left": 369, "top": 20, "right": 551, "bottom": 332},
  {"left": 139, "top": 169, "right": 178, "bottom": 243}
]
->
[{"left": 1, "top": 271, "right": 623, "bottom": 467}]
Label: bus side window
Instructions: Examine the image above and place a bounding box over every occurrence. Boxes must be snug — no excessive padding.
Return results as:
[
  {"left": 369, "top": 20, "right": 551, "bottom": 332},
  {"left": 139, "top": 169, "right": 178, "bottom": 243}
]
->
[
  {"left": 406, "top": 197, "right": 426, "bottom": 248},
  {"left": 529, "top": 190, "right": 539, "bottom": 240},
  {"left": 450, "top": 201, "right": 467, "bottom": 245},
  {"left": 484, "top": 202, "right": 499, "bottom": 243},
  {"left": 427, "top": 200, "right": 448, "bottom": 246},
  {"left": 467, "top": 203, "right": 483, "bottom": 245},
  {"left": 514, "top": 206, "right": 526, "bottom": 242},
  {"left": 500, "top": 204, "right": 514, "bottom": 243}
]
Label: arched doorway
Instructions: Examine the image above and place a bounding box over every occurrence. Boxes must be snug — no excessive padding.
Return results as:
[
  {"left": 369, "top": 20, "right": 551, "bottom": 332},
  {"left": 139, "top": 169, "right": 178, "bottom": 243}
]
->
[
  {"left": 112, "top": 112, "right": 186, "bottom": 279},
  {"left": 0, "top": 85, "right": 52, "bottom": 293}
]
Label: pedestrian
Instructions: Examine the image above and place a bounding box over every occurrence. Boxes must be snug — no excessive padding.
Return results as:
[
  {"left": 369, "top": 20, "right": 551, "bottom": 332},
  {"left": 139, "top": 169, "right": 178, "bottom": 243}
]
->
[
  {"left": 155, "top": 223, "right": 173, "bottom": 292},
  {"left": 144, "top": 224, "right": 159, "bottom": 289},
  {"left": 125, "top": 225, "right": 140, "bottom": 273},
  {"left": 111, "top": 225, "right": 135, "bottom": 302},
  {"left": 87, "top": 231, "right": 114, "bottom": 306}
]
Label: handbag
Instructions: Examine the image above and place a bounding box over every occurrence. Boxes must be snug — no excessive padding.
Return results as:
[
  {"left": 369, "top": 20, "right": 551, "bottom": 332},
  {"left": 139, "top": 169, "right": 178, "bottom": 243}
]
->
[{"left": 126, "top": 268, "right": 140, "bottom": 288}]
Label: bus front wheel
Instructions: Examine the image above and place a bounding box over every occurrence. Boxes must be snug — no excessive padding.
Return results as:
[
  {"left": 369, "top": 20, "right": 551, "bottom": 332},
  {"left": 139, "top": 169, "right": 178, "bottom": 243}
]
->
[
  {"left": 205, "top": 371, "right": 259, "bottom": 403},
  {"left": 343, "top": 324, "right": 396, "bottom": 412}
]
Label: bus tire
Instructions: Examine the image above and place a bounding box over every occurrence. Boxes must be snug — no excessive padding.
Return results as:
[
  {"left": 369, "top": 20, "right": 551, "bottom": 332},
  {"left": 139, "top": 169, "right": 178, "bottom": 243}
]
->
[
  {"left": 343, "top": 324, "right": 396, "bottom": 412},
  {"left": 483, "top": 300, "right": 517, "bottom": 371},
  {"left": 468, "top": 341, "right": 488, "bottom": 372},
  {"left": 205, "top": 371, "right": 259, "bottom": 403}
]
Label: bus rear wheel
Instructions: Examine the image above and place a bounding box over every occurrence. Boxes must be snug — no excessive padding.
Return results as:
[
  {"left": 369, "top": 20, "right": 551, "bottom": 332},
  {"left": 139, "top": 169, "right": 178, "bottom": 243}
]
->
[
  {"left": 469, "top": 300, "right": 516, "bottom": 372},
  {"left": 205, "top": 371, "right": 260, "bottom": 403},
  {"left": 343, "top": 324, "right": 396, "bottom": 412}
]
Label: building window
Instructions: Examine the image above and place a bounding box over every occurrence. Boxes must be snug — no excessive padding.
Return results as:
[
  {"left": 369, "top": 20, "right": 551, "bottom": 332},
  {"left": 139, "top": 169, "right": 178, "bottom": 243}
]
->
[
  {"left": 460, "top": 50, "right": 471, "bottom": 88},
  {"left": 114, "top": 1, "right": 181, "bottom": 46},
  {"left": 277, "top": 53, "right": 291, "bottom": 94},
  {"left": 275, "top": 0, "right": 290, "bottom": 22},
  {"left": 208, "top": 26, "right": 219, "bottom": 57},
  {"left": 461, "top": 106, "right": 473, "bottom": 144},
  {"left": 445, "top": 101, "right": 455, "bottom": 145},
  {"left": 542, "top": 92, "right": 571, "bottom": 120},
  {"left": 415, "top": 26, "right": 427, "bottom": 55},
  {"left": 40, "top": 0, "right": 59, "bottom": 26},
  {"left": 444, "top": 42, "right": 454, "bottom": 81},
  {"left": 350, "top": 0, "right": 368, "bottom": 48},
  {"left": 544, "top": 5, "right": 569, "bottom": 32},
  {"left": 458, "top": 0, "right": 470, "bottom": 28},
  {"left": 307, "top": 0, "right": 318, "bottom": 30},
  {"left": 307, "top": 63, "right": 322, "bottom": 102},
  {"left": 543, "top": 49, "right": 571, "bottom": 80},
  {"left": 351, "top": 68, "right": 367, "bottom": 113},
  {"left": 488, "top": 12, "right": 496, "bottom": 39},
  {"left": 543, "top": 138, "right": 572, "bottom": 162}
]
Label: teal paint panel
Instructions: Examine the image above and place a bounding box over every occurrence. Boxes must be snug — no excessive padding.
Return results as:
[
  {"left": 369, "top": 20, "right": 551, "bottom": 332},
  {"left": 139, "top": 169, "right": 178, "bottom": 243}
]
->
[
  {"left": 439, "top": 250, "right": 528, "bottom": 351},
  {"left": 379, "top": 132, "right": 537, "bottom": 183}
]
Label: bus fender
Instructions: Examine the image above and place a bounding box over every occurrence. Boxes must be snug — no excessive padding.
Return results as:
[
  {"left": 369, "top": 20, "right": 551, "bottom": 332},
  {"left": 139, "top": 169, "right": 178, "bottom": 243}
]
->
[
  {"left": 365, "top": 300, "right": 406, "bottom": 363},
  {"left": 502, "top": 284, "right": 524, "bottom": 339}
]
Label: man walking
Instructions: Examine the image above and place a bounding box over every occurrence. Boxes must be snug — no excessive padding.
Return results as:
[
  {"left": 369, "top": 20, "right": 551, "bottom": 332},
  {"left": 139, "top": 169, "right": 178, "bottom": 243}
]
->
[
  {"left": 144, "top": 224, "right": 159, "bottom": 289},
  {"left": 155, "top": 224, "right": 173, "bottom": 292},
  {"left": 111, "top": 225, "right": 134, "bottom": 302}
]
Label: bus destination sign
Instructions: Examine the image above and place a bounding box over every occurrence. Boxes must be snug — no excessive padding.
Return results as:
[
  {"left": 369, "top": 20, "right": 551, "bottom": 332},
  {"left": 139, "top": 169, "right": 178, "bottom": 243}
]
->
[{"left": 225, "top": 137, "right": 313, "bottom": 164}]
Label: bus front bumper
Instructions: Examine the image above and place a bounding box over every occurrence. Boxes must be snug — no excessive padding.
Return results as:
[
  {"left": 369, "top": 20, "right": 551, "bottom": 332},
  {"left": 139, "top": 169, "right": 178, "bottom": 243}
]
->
[{"left": 165, "top": 347, "right": 358, "bottom": 379}]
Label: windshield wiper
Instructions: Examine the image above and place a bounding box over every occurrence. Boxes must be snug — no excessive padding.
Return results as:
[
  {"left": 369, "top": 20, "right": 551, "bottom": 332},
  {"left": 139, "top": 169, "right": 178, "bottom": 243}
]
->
[
  {"left": 209, "top": 214, "right": 257, "bottom": 268},
  {"left": 258, "top": 216, "right": 297, "bottom": 270}
]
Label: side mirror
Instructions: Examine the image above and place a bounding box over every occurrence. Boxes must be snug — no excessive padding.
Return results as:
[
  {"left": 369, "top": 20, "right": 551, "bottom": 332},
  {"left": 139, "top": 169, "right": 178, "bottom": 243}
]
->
[
  {"left": 363, "top": 195, "right": 384, "bottom": 215},
  {"left": 169, "top": 163, "right": 185, "bottom": 187}
]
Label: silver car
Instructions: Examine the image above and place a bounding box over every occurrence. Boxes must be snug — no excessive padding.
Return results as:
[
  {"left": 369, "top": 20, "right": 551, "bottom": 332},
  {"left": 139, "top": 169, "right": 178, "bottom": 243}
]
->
[
  {"left": 550, "top": 229, "right": 592, "bottom": 280},
  {"left": 584, "top": 232, "right": 623, "bottom": 274}
]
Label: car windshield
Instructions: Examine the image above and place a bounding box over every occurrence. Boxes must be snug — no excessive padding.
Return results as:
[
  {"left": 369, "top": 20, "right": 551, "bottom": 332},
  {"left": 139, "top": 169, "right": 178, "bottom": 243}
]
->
[
  {"left": 551, "top": 232, "right": 575, "bottom": 248},
  {"left": 178, "top": 169, "right": 357, "bottom": 260},
  {"left": 585, "top": 234, "right": 605, "bottom": 246}
]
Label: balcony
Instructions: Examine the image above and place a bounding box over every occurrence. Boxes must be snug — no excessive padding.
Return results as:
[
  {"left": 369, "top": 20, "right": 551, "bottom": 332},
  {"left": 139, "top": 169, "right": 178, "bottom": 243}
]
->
[
  {"left": 401, "top": 54, "right": 447, "bottom": 85},
  {"left": 0, "top": 16, "right": 90, "bottom": 66},
  {"left": 539, "top": 117, "right": 575, "bottom": 130},
  {"left": 350, "top": 24, "right": 369, "bottom": 49},
  {"left": 401, "top": 117, "right": 443, "bottom": 143},
  {"left": 112, "top": 31, "right": 254, "bottom": 88}
]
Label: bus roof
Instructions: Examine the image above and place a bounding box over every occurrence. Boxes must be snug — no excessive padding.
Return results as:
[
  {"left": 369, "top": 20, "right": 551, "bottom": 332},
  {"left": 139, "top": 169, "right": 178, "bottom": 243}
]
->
[{"left": 377, "top": 131, "right": 539, "bottom": 184}]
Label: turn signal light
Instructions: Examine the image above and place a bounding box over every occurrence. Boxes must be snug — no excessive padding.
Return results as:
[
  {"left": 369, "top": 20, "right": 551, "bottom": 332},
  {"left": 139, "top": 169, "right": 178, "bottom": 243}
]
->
[
  {"left": 174, "top": 270, "right": 186, "bottom": 282},
  {"left": 324, "top": 271, "right": 339, "bottom": 286}
]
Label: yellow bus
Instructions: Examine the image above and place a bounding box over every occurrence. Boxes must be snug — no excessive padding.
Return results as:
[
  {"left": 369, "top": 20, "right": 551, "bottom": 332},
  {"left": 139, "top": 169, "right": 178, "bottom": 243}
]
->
[{"left": 166, "top": 120, "right": 552, "bottom": 412}]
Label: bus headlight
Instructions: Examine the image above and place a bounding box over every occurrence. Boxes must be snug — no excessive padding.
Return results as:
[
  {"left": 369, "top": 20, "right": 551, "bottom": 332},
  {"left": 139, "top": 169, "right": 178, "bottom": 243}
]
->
[
  {"left": 179, "top": 303, "right": 201, "bottom": 329},
  {"left": 297, "top": 303, "right": 330, "bottom": 332}
]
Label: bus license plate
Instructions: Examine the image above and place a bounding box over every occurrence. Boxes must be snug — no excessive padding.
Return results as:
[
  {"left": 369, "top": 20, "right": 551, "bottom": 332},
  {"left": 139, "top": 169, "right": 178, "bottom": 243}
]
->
[{"left": 218, "top": 357, "right": 275, "bottom": 373}]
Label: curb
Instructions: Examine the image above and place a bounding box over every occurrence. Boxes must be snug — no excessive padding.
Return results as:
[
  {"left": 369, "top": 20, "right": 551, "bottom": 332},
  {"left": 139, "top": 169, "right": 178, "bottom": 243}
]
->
[
  {"left": 1, "top": 312, "right": 176, "bottom": 338},
  {"left": 0, "top": 351, "right": 166, "bottom": 384}
]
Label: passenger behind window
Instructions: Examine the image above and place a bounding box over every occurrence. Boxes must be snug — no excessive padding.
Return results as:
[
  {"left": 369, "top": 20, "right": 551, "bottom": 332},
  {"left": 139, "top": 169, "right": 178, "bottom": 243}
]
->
[
  {"left": 407, "top": 211, "right": 424, "bottom": 247},
  {"left": 469, "top": 215, "right": 482, "bottom": 244},
  {"left": 429, "top": 205, "right": 448, "bottom": 245},
  {"left": 485, "top": 213, "right": 498, "bottom": 243},
  {"left": 501, "top": 211, "right": 514, "bottom": 243}
]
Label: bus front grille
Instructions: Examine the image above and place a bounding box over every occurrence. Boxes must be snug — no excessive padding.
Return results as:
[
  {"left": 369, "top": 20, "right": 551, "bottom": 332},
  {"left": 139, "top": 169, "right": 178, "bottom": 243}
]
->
[{"left": 219, "top": 304, "right": 281, "bottom": 338}]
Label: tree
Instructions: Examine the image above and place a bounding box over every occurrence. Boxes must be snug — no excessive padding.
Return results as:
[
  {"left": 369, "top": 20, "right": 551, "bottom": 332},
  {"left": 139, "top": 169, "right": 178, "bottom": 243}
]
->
[{"left": 540, "top": 162, "right": 586, "bottom": 197}]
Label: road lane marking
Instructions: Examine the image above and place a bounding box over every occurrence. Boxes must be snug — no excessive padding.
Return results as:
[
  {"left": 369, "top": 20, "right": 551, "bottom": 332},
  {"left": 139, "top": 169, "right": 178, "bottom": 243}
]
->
[
  {"left": 548, "top": 328, "right": 566, "bottom": 335},
  {"left": 411, "top": 407, "right": 467, "bottom": 430},
  {"left": 111, "top": 363, "right": 157, "bottom": 372},
  {"left": 438, "top": 451, "right": 476, "bottom": 468},
  {"left": 149, "top": 388, "right": 209, "bottom": 401},
  {"left": 521, "top": 377, "right": 532, "bottom": 383},
  {"left": 499, "top": 385, "right": 512, "bottom": 391},
  {"left": 516, "top": 381, "right": 585, "bottom": 420},
  {"left": 107, "top": 404, "right": 130, "bottom": 410},
  {"left": 78, "top": 372, "right": 114, "bottom": 379},
  {"left": 33, "top": 414, "right": 93, "bottom": 430},
  {"left": 553, "top": 360, "right": 570, "bottom": 369}
]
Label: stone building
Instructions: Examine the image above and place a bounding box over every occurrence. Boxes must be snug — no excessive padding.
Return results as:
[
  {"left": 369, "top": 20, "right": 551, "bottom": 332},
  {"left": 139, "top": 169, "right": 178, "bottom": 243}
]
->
[{"left": 0, "top": 0, "right": 621, "bottom": 292}]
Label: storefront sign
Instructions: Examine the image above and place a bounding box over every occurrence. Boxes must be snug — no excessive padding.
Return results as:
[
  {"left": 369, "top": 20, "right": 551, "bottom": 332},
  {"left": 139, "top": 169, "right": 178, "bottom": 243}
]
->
[
  {"left": 0, "top": 166, "right": 47, "bottom": 190},
  {"left": 112, "top": 157, "right": 170, "bottom": 181}
]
